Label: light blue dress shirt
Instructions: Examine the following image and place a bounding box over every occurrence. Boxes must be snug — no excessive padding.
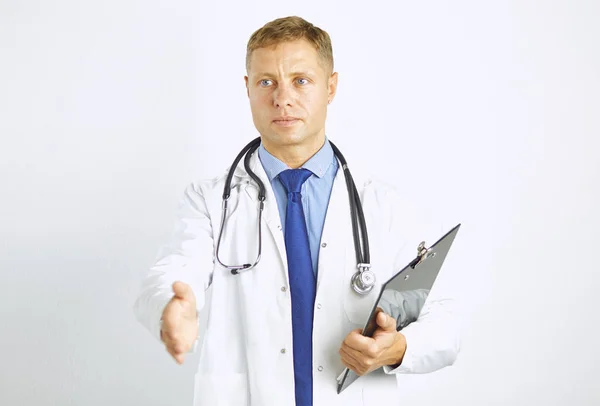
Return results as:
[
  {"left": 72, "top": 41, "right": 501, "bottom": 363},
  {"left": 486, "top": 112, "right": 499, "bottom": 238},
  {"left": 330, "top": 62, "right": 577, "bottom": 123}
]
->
[{"left": 257, "top": 138, "right": 339, "bottom": 276}]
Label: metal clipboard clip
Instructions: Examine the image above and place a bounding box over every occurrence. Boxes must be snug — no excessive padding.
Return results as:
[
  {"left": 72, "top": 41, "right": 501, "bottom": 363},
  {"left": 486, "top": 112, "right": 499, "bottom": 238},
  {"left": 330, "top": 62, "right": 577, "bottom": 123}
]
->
[{"left": 409, "top": 240, "right": 436, "bottom": 269}]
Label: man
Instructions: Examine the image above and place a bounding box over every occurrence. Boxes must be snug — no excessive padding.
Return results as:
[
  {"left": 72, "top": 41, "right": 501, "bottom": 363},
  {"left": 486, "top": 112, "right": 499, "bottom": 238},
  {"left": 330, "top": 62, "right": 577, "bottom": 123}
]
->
[{"left": 134, "top": 16, "right": 459, "bottom": 406}]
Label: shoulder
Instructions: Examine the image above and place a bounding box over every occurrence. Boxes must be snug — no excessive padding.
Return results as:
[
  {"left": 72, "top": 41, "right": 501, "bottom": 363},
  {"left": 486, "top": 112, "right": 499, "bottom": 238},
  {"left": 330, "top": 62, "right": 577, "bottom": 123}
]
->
[
  {"left": 357, "top": 173, "right": 445, "bottom": 245},
  {"left": 185, "top": 164, "right": 242, "bottom": 200},
  {"left": 175, "top": 166, "right": 234, "bottom": 213},
  {"left": 357, "top": 174, "right": 421, "bottom": 216}
]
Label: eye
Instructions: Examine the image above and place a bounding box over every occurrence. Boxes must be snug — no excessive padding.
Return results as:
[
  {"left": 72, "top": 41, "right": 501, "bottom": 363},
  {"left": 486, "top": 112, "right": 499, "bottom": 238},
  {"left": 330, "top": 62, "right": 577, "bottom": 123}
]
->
[
  {"left": 260, "top": 79, "right": 273, "bottom": 87},
  {"left": 296, "top": 78, "right": 309, "bottom": 85}
]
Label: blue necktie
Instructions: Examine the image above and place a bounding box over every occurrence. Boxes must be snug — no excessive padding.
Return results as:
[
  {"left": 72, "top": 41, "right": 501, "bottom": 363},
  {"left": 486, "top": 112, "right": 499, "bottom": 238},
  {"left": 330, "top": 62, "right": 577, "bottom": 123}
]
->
[{"left": 278, "top": 168, "right": 315, "bottom": 406}]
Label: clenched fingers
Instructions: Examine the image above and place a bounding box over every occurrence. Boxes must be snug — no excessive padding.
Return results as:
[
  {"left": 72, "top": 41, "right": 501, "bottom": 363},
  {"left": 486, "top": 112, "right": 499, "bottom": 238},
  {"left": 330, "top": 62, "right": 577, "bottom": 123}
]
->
[
  {"left": 339, "top": 346, "right": 364, "bottom": 375},
  {"left": 343, "top": 329, "right": 379, "bottom": 355},
  {"left": 340, "top": 341, "right": 378, "bottom": 376}
]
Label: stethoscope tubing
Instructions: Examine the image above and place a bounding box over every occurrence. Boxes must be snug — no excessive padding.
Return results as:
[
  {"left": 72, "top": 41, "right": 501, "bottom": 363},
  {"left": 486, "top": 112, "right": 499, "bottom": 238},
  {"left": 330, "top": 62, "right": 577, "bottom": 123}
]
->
[{"left": 215, "top": 137, "right": 374, "bottom": 293}]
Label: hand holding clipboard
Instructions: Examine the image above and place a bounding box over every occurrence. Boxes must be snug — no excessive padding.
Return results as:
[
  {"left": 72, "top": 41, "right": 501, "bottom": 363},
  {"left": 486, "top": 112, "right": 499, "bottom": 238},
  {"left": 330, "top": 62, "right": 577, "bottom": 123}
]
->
[{"left": 337, "top": 223, "right": 461, "bottom": 394}]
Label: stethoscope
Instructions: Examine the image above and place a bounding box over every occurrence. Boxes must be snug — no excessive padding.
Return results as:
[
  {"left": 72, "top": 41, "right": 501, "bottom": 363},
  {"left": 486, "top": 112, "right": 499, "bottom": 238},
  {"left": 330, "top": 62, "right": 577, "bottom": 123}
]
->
[{"left": 215, "top": 137, "right": 376, "bottom": 295}]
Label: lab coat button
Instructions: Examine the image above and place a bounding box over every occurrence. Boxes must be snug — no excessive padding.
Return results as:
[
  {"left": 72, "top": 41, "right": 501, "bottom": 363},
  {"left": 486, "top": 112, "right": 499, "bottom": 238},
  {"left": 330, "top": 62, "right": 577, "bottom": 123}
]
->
[
  {"left": 317, "top": 303, "right": 322, "bottom": 309},
  {"left": 318, "top": 366, "right": 323, "bottom": 372},
  {"left": 321, "top": 242, "right": 327, "bottom": 248},
  {"left": 281, "top": 286, "right": 287, "bottom": 292},
  {"left": 280, "top": 348, "right": 286, "bottom": 354}
]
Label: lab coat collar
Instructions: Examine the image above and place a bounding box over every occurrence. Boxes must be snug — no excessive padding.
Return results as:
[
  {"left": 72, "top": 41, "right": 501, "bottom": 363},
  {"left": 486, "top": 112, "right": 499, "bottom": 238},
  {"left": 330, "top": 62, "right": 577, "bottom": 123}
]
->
[
  {"left": 257, "top": 138, "right": 335, "bottom": 181},
  {"left": 238, "top": 148, "right": 350, "bottom": 293}
]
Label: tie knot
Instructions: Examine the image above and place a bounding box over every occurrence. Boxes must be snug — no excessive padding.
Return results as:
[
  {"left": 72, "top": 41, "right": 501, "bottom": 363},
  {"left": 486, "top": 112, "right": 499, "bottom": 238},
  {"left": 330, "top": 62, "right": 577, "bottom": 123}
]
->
[{"left": 278, "top": 168, "right": 312, "bottom": 194}]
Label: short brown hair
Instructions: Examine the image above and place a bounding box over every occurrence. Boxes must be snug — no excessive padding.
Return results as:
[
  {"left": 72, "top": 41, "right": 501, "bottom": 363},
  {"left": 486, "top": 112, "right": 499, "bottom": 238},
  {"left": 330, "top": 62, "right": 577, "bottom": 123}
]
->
[{"left": 246, "top": 16, "right": 334, "bottom": 74}]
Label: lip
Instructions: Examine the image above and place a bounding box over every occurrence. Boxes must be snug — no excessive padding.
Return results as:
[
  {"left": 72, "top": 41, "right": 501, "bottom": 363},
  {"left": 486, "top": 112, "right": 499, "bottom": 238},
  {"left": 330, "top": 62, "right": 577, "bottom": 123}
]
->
[{"left": 272, "top": 116, "right": 300, "bottom": 127}]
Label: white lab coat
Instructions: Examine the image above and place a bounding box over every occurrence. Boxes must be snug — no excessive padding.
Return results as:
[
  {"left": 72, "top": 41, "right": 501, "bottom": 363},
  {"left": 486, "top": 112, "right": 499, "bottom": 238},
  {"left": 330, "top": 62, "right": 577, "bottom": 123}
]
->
[{"left": 133, "top": 149, "right": 460, "bottom": 406}]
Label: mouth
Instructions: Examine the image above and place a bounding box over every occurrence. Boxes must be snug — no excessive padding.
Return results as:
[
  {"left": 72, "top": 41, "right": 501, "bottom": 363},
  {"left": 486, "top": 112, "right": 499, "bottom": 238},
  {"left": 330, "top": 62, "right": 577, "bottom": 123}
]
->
[{"left": 272, "top": 117, "right": 300, "bottom": 127}]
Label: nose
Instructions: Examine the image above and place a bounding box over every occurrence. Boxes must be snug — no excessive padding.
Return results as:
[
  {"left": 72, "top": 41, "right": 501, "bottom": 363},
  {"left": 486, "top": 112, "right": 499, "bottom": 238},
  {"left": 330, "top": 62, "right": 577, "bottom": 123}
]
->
[{"left": 273, "top": 83, "right": 294, "bottom": 108}]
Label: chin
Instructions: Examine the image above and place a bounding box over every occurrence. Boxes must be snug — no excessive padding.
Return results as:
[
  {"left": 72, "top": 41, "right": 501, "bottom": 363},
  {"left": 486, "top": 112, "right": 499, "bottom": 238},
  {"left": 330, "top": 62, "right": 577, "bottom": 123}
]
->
[{"left": 264, "top": 131, "right": 307, "bottom": 146}]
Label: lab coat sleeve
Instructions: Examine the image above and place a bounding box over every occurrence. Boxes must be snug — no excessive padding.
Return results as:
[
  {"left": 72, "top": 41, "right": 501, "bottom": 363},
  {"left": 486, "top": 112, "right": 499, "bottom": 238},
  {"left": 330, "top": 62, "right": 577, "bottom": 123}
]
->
[
  {"left": 380, "top": 187, "right": 461, "bottom": 375},
  {"left": 133, "top": 181, "right": 215, "bottom": 352},
  {"left": 382, "top": 291, "right": 460, "bottom": 374}
]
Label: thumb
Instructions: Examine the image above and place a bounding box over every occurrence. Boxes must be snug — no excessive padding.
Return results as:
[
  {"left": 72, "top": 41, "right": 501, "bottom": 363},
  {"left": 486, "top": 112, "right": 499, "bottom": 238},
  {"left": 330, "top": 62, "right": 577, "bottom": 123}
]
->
[
  {"left": 172, "top": 281, "right": 196, "bottom": 305},
  {"left": 376, "top": 311, "right": 396, "bottom": 332}
]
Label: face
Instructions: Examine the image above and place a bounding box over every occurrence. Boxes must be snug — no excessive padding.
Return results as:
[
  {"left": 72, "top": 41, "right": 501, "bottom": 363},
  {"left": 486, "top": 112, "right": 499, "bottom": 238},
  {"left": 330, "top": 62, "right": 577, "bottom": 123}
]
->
[{"left": 245, "top": 39, "right": 338, "bottom": 149}]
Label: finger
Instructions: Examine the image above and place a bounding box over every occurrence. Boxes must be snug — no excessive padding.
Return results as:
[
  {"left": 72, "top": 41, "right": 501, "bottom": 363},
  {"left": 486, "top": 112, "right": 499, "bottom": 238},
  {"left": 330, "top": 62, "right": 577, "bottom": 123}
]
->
[
  {"left": 175, "top": 338, "right": 191, "bottom": 354},
  {"left": 342, "top": 356, "right": 366, "bottom": 376},
  {"left": 164, "top": 295, "right": 197, "bottom": 326},
  {"left": 166, "top": 338, "right": 188, "bottom": 354},
  {"left": 376, "top": 311, "right": 397, "bottom": 332},
  {"left": 165, "top": 343, "right": 186, "bottom": 365},
  {"left": 161, "top": 307, "right": 196, "bottom": 351},
  {"left": 344, "top": 330, "right": 376, "bottom": 352},
  {"left": 162, "top": 325, "right": 190, "bottom": 354},
  {"left": 161, "top": 329, "right": 176, "bottom": 350},
  {"left": 339, "top": 345, "right": 364, "bottom": 369},
  {"left": 341, "top": 342, "right": 376, "bottom": 362},
  {"left": 160, "top": 314, "right": 182, "bottom": 342},
  {"left": 163, "top": 332, "right": 188, "bottom": 356},
  {"left": 172, "top": 281, "right": 196, "bottom": 306},
  {"left": 340, "top": 350, "right": 361, "bottom": 375},
  {"left": 341, "top": 358, "right": 360, "bottom": 375}
]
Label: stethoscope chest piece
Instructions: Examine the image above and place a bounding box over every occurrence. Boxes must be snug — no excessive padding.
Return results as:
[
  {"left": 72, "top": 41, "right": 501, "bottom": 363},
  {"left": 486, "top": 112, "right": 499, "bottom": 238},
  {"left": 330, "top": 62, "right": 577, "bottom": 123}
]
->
[{"left": 351, "top": 264, "right": 376, "bottom": 295}]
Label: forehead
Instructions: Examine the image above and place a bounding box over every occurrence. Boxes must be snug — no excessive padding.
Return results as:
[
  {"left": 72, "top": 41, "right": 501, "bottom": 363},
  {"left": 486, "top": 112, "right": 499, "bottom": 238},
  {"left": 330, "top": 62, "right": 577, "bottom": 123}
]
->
[{"left": 248, "top": 39, "right": 323, "bottom": 74}]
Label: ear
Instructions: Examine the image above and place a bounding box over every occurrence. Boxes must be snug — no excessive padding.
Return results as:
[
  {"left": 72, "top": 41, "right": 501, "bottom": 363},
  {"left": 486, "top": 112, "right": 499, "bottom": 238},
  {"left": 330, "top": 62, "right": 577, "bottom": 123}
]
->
[
  {"left": 328, "top": 71, "right": 338, "bottom": 104},
  {"left": 244, "top": 76, "right": 250, "bottom": 98}
]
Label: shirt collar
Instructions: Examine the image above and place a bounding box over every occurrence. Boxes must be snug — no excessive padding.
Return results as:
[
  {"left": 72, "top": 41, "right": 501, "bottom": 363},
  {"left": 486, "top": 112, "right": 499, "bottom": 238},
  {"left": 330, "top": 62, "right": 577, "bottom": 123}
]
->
[{"left": 257, "top": 137, "right": 335, "bottom": 182}]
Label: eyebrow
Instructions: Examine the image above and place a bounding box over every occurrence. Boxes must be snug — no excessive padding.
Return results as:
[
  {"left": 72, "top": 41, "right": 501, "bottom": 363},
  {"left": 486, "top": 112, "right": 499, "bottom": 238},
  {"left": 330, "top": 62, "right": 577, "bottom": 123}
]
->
[{"left": 254, "top": 71, "right": 315, "bottom": 79}]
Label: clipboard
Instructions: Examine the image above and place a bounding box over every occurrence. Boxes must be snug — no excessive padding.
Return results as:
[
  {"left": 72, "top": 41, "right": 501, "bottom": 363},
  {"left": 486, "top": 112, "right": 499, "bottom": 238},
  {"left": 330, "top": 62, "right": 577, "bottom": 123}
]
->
[{"left": 336, "top": 223, "right": 461, "bottom": 394}]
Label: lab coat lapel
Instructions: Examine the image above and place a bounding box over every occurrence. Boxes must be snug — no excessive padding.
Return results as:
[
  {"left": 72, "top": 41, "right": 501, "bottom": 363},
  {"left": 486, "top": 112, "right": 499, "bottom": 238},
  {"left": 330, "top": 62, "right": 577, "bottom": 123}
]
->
[
  {"left": 316, "top": 164, "right": 351, "bottom": 292},
  {"left": 243, "top": 150, "right": 289, "bottom": 283}
]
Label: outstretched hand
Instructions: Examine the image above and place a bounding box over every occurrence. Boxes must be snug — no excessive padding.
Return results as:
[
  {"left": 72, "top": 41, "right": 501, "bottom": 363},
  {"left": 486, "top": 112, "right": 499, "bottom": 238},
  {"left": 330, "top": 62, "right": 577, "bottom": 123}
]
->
[{"left": 160, "top": 281, "right": 199, "bottom": 365}]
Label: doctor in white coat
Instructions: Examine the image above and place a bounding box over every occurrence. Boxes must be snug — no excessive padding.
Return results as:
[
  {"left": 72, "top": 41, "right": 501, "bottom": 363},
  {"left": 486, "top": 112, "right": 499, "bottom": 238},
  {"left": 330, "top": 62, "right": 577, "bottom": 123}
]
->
[{"left": 133, "top": 15, "right": 460, "bottom": 406}]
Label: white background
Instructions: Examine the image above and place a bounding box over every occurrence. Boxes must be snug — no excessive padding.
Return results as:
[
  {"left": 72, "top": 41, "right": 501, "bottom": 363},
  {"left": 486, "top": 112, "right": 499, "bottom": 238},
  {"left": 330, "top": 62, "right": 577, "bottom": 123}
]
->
[{"left": 1, "top": 0, "right": 599, "bottom": 405}]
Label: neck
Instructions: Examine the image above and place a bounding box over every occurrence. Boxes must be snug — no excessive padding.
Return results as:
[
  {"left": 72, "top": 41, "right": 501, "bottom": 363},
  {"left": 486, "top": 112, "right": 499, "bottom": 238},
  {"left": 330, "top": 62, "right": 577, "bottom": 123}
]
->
[{"left": 262, "top": 134, "right": 326, "bottom": 169}]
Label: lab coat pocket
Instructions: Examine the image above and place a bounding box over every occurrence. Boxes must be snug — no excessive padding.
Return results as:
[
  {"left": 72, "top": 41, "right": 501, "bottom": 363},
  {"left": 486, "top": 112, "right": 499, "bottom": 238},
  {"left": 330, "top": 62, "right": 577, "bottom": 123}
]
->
[
  {"left": 359, "top": 370, "right": 398, "bottom": 404},
  {"left": 193, "top": 372, "right": 249, "bottom": 406}
]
